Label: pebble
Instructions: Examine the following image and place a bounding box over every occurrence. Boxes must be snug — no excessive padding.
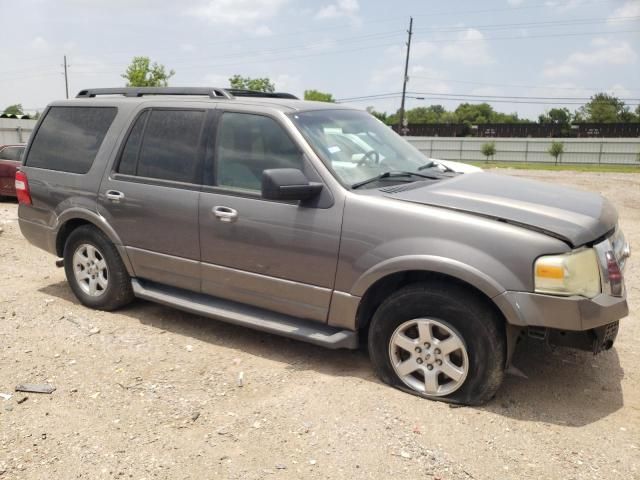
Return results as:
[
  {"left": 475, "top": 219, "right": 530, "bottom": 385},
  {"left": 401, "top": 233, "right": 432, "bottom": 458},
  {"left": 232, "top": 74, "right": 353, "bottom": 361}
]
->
[
  {"left": 186, "top": 345, "right": 193, "bottom": 352},
  {"left": 400, "top": 451, "right": 412, "bottom": 459},
  {"left": 309, "top": 459, "right": 317, "bottom": 465}
]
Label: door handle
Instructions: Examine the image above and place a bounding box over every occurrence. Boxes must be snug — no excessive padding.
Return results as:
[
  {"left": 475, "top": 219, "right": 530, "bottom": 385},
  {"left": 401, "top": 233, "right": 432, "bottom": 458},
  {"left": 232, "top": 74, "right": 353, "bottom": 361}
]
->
[
  {"left": 106, "top": 190, "right": 125, "bottom": 203},
  {"left": 213, "top": 206, "right": 238, "bottom": 223}
]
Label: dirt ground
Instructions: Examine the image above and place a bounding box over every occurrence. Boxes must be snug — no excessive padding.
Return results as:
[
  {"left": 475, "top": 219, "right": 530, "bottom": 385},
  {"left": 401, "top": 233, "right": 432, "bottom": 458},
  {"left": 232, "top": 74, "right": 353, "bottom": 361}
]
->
[{"left": 0, "top": 169, "right": 638, "bottom": 480}]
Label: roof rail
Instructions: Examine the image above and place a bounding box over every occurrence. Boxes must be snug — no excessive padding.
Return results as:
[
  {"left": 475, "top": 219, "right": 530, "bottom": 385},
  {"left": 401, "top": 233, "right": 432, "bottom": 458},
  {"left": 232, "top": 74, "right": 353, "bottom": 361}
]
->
[
  {"left": 75, "top": 87, "right": 234, "bottom": 99},
  {"left": 75, "top": 87, "right": 299, "bottom": 100},
  {"left": 227, "top": 89, "right": 299, "bottom": 100}
]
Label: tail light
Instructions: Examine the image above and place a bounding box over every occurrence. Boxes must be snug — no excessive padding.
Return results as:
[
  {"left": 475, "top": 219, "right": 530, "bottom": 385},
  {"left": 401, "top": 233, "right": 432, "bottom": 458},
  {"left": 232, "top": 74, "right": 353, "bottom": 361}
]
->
[
  {"left": 605, "top": 251, "right": 623, "bottom": 296},
  {"left": 15, "top": 170, "right": 32, "bottom": 205}
]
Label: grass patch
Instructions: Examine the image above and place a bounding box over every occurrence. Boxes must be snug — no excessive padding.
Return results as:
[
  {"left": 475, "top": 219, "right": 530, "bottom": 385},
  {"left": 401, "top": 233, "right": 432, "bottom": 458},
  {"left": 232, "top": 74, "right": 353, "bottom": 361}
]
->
[{"left": 467, "top": 161, "right": 640, "bottom": 173}]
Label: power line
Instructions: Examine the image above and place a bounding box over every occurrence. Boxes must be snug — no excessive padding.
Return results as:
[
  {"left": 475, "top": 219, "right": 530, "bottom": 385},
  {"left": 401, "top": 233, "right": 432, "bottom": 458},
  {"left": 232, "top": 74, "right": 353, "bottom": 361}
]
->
[
  {"left": 412, "top": 15, "right": 640, "bottom": 34},
  {"left": 336, "top": 92, "right": 640, "bottom": 106},
  {"left": 412, "top": 28, "right": 640, "bottom": 44},
  {"left": 408, "top": 76, "right": 640, "bottom": 93},
  {"left": 67, "top": 28, "right": 640, "bottom": 77}
]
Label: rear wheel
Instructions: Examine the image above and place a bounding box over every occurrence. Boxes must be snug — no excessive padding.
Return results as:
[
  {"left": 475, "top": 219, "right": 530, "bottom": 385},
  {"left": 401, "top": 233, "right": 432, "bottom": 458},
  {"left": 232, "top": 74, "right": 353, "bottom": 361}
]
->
[
  {"left": 368, "top": 282, "right": 505, "bottom": 405},
  {"left": 63, "top": 225, "right": 134, "bottom": 311}
]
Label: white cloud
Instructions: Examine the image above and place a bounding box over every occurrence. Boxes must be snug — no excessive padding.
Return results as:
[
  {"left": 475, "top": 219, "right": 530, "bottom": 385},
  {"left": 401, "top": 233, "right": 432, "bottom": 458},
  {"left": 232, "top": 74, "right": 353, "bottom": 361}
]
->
[
  {"left": 608, "top": 0, "right": 640, "bottom": 23},
  {"left": 507, "top": 0, "right": 525, "bottom": 5},
  {"left": 441, "top": 28, "right": 494, "bottom": 66},
  {"left": 30, "top": 36, "right": 50, "bottom": 51},
  {"left": 381, "top": 28, "right": 493, "bottom": 72},
  {"left": 203, "top": 73, "right": 232, "bottom": 87},
  {"left": 180, "top": 43, "right": 196, "bottom": 53},
  {"left": 187, "top": 0, "right": 288, "bottom": 27},
  {"left": 371, "top": 65, "right": 452, "bottom": 95},
  {"left": 254, "top": 25, "right": 274, "bottom": 36},
  {"left": 568, "top": 39, "right": 635, "bottom": 65},
  {"left": 272, "top": 73, "right": 302, "bottom": 94},
  {"left": 606, "top": 84, "right": 631, "bottom": 97},
  {"left": 544, "top": 0, "right": 584, "bottom": 12},
  {"left": 470, "top": 86, "right": 502, "bottom": 96},
  {"left": 542, "top": 64, "right": 580, "bottom": 78},
  {"left": 543, "top": 37, "right": 637, "bottom": 78},
  {"left": 315, "top": 0, "right": 359, "bottom": 20}
]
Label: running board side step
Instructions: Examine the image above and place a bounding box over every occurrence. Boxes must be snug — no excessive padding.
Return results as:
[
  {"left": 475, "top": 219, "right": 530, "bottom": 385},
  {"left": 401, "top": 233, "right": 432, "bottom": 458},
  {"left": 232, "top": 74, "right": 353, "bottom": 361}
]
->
[{"left": 131, "top": 279, "right": 359, "bottom": 349}]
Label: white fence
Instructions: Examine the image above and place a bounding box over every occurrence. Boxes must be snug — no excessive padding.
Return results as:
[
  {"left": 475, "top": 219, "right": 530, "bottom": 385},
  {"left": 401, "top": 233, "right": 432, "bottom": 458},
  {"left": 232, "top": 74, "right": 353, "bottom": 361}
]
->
[
  {"left": 0, "top": 118, "right": 37, "bottom": 145},
  {"left": 406, "top": 137, "right": 640, "bottom": 165}
]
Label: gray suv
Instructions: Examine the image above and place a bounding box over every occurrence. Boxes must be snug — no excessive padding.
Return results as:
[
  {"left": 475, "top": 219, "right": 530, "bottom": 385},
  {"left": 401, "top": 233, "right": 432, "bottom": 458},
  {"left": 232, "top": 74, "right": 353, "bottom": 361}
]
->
[{"left": 16, "top": 87, "right": 630, "bottom": 405}]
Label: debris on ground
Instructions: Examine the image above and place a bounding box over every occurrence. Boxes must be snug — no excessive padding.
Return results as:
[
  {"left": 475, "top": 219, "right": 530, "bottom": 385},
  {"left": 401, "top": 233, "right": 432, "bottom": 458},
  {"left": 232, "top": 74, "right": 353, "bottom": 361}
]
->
[
  {"left": 237, "top": 371, "right": 244, "bottom": 387},
  {"left": 15, "top": 383, "right": 56, "bottom": 394},
  {"left": 0, "top": 393, "right": 12, "bottom": 401}
]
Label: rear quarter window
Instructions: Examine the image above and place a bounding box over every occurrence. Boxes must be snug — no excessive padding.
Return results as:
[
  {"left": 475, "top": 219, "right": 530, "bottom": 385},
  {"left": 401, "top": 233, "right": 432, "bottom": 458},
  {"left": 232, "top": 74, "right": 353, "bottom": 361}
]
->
[{"left": 25, "top": 106, "right": 117, "bottom": 174}]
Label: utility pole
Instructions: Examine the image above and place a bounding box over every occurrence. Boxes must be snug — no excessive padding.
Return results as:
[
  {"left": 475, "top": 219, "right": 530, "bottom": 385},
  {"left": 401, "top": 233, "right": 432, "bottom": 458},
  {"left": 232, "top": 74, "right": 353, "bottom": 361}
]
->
[
  {"left": 63, "top": 55, "right": 69, "bottom": 99},
  {"left": 398, "top": 16, "right": 413, "bottom": 135}
]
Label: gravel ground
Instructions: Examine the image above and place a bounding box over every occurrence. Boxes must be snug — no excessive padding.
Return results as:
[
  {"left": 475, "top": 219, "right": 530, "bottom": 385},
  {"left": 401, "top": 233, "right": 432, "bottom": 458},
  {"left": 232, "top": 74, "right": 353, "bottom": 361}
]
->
[{"left": 0, "top": 169, "right": 638, "bottom": 480}]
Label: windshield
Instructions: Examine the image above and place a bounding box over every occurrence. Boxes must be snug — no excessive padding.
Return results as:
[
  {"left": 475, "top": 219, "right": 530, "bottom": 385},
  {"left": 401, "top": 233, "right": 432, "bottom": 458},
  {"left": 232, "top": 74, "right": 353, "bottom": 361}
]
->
[{"left": 289, "top": 109, "right": 434, "bottom": 188}]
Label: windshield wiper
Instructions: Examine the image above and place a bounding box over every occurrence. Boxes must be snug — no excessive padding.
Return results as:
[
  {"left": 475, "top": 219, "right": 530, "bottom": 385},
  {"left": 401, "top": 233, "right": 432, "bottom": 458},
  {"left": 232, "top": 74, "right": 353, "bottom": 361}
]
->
[
  {"left": 418, "top": 161, "right": 455, "bottom": 173},
  {"left": 352, "top": 170, "right": 440, "bottom": 189}
]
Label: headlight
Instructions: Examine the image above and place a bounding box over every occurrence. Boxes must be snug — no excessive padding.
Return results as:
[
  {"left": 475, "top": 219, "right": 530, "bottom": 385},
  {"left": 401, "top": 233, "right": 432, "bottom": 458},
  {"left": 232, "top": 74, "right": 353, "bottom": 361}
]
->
[{"left": 534, "top": 249, "right": 601, "bottom": 298}]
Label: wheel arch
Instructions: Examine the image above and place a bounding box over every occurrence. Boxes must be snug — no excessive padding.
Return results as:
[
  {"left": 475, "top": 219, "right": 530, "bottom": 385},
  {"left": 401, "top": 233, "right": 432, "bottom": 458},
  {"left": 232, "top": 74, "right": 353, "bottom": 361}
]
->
[
  {"left": 55, "top": 209, "right": 134, "bottom": 275},
  {"left": 351, "top": 257, "right": 522, "bottom": 364}
]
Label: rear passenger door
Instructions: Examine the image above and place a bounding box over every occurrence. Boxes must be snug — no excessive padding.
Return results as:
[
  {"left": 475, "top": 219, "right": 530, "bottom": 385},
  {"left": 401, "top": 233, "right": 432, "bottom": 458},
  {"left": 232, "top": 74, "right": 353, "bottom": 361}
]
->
[
  {"left": 198, "top": 110, "right": 343, "bottom": 323},
  {"left": 97, "top": 107, "right": 208, "bottom": 292}
]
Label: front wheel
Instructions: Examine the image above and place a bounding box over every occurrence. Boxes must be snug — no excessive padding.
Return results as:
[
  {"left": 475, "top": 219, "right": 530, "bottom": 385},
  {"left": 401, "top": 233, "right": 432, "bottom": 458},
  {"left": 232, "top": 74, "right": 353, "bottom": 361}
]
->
[{"left": 368, "top": 282, "right": 505, "bottom": 405}]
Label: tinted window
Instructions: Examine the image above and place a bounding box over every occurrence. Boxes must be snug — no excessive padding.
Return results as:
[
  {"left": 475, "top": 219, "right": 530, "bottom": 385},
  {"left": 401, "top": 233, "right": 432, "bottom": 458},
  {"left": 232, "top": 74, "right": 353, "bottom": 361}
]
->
[
  {"left": 26, "top": 107, "right": 117, "bottom": 173},
  {"left": 117, "top": 110, "right": 149, "bottom": 175},
  {"left": 137, "top": 109, "right": 204, "bottom": 183},
  {"left": 0, "top": 146, "right": 24, "bottom": 161},
  {"left": 216, "top": 112, "right": 303, "bottom": 191}
]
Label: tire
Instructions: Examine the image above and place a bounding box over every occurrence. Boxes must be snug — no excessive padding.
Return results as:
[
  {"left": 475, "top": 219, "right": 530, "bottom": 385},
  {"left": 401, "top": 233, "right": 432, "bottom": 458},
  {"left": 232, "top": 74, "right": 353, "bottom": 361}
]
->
[
  {"left": 63, "top": 225, "right": 134, "bottom": 311},
  {"left": 368, "top": 281, "right": 505, "bottom": 405}
]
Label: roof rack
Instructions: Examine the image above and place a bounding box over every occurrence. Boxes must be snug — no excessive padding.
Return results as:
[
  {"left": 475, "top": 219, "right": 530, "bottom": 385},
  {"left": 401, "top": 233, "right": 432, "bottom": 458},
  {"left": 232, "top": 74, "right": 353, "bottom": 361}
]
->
[
  {"left": 75, "top": 87, "right": 299, "bottom": 100},
  {"left": 76, "top": 87, "right": 234, "bottom": 99},
  {"left": 227, "top": 89, "right": 299, "bottom": 99}
]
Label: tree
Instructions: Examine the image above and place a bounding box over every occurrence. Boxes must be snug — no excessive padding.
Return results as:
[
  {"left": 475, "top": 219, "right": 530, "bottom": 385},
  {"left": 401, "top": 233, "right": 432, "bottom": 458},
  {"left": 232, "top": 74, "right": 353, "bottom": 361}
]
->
[
  {"left": 366, "top": 106, "right": 388, "bottom": 123},
  {"left": 229, "top": 75, "right": 275, "bottom": 92},
  {"left": 539, "top": 107, "right": 572, "bottom": 125},
  {"left": 406, "top": 105, "right": 448, "bottom": 124},
  {"left": 548, "top": 141, "right": 564, "bottom": 165},
  {"left": 304, "top": 90, "right": 334, "bottom": 102},
  {"left": 576, "top": 93, "right": 631, "bottom": 123},
  {"left": 2, "top": 104, "right": 24, "bottom": 116},
  {"left": 454, "top": 103, "right": 496, "bottom": 125},
  {"left": 481, "top": 142, "right": 496, "bottom": 163},
  {"left": 122, "top": 56, "right": 174, "bottom": 87}
]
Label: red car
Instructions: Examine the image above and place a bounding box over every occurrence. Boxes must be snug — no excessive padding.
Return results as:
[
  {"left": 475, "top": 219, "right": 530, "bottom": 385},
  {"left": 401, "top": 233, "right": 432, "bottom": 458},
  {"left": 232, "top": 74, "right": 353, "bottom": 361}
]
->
[{"left": 0, "top": 144, "right": 25, "bottom": 198}]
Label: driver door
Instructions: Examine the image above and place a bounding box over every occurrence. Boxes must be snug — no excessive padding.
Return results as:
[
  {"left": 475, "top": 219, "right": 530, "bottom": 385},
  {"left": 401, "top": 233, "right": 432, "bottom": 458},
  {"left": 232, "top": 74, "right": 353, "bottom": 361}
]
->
[{"left": 198, "top": 110, "right": 344, "bottom": 323}]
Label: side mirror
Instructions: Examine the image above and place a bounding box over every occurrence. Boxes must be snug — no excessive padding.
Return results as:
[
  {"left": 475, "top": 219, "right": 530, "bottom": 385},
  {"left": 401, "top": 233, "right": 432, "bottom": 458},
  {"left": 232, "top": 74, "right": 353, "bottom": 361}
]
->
[{"left": 261, "top": 168, "right": 323, "bottom": 201}]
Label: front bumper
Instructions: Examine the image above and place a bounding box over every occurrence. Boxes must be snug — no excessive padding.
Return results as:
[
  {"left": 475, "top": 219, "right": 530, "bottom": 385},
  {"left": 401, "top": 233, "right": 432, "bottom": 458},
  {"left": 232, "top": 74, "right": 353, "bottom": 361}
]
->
[{"left": 494, "top": 290, "right": 628, "bottom": 331}]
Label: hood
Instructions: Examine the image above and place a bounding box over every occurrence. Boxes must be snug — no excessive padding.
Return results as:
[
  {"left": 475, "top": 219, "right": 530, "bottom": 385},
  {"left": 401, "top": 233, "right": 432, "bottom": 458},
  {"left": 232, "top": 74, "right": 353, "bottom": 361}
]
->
[{"left": 385, "top": 172, "right": 617, "bottom": 247}]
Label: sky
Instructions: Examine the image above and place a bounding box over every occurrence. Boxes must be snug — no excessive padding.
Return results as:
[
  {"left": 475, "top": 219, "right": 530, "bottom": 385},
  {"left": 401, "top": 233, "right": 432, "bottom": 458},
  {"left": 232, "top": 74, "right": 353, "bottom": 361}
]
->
[{"left": 1, "top": 0, "right": 639, "bottom": 120}]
